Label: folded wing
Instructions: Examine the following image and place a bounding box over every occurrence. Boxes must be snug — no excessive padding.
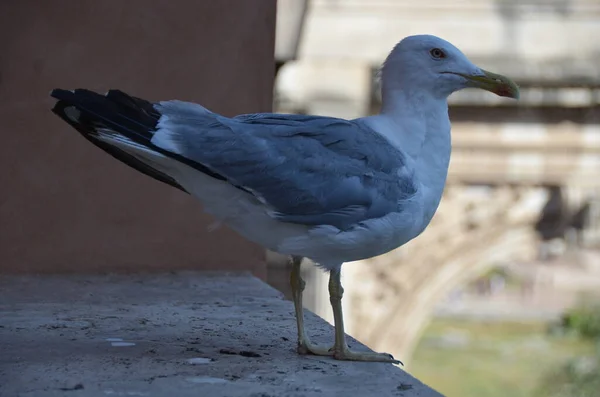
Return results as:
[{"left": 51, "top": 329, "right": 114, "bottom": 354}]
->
[{"left": 152, "top": 102, "right": 417, "bottom": 230}]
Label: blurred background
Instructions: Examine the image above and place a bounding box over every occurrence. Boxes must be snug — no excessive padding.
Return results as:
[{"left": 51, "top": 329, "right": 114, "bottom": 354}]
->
[
  {"left": 1, "top": 1, "right": 599, "bottom": 396},
  {"left": 271, "top": 1, "right": 600, "bottom": 396}
]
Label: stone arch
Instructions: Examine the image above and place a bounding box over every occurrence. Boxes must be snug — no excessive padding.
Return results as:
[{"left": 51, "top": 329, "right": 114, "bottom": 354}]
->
[{"left": 348, "top": 226, "right": 537, "bottom": 364}]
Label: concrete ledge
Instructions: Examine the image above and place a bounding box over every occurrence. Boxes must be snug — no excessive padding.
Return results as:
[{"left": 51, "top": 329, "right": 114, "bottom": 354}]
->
[{"left": 0, "top": 272, "right": 441, "bottom": 397}]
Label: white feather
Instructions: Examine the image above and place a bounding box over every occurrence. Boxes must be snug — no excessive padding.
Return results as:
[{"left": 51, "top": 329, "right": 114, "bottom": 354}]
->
[{"left": 150, "top": 115, "right": 183, "bottom": 155}]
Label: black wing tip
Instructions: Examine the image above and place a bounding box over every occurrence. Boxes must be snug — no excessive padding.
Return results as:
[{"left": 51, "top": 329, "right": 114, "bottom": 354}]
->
[
  {"left": 50, "top": 89, "right": 79, "bottom": 118},
  {"left": 50, "top": 88, "right": 72, "bottom": 101},
  {"left": 50, "top": 99, "right": 67, "bottom": 116}
]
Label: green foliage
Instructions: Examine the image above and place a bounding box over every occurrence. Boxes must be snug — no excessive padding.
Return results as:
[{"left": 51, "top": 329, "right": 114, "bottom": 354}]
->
[
  {"left": 411, "top": 319, "right": 593, "bottom": 397},
  {"left": 560, "top": 302, "right": 600, "bottom": 340},
  {"left": 536, "top": 301, "right": 600, "bottom": 397},
  {"left": 535, "top": 347, "right": 600, "bottom": 397}
]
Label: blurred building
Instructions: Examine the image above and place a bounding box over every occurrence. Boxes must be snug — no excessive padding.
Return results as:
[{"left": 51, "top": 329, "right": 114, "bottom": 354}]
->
[{"left": 274, "top": 0, "right": 600, "bottom": 362}]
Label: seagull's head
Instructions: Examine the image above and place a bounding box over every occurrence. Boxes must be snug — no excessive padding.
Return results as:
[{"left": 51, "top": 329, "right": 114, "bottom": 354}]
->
[{"left": 382, "top": 35, "right": 519, "bottom": 100}]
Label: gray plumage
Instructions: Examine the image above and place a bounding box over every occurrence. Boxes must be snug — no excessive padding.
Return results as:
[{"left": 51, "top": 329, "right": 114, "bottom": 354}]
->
[{"left": 154, "top": 101, "right": 417, "bottom": 231}]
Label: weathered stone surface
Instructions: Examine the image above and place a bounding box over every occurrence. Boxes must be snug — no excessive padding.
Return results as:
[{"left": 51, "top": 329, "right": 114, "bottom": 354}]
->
[{"left": 0, "top": 273, "right": 442, "bottom": 397}]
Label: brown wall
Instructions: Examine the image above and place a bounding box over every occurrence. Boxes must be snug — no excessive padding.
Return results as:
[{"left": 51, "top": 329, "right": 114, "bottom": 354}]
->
[{"left": 0, "top": 1, "right": 277, "bottom": 278}]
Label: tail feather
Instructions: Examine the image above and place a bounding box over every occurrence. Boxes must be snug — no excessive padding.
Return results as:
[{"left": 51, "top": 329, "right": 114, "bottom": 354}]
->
[
  {"left": 51, "top": 89, "right": 156, "bottom": 145},
  {"left": 51, "top": 89, "right": 187, "bottom": 192},
  {"left": 104, "top": 90, "right": 162, "bottom": 137},
  {"left": 50, "top": 89, "right": 230, "bottom": 192}
]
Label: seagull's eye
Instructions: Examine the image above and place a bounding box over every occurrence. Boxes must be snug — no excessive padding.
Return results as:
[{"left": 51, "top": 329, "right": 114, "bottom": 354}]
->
[{"left": 430, "top": 48, "right": 446, "bottom": 59}]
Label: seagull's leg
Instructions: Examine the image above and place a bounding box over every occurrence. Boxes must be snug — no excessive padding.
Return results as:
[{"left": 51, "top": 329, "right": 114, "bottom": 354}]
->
[
  {"left": 328, "top": 268, "right": 402, "bottom": 364},
  {"left": 289, "top": 255, "right": 332, "bottom": 356}
]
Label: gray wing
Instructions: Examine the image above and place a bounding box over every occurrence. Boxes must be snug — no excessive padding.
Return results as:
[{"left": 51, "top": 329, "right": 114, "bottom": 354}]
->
[{"left": 154, "top": 101, "right": 417, "bottom": 230}]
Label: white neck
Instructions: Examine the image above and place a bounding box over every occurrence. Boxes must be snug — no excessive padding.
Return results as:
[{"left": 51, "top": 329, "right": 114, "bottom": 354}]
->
[{"left": 361, "top": 88, "right": 452, "bottom": 215}]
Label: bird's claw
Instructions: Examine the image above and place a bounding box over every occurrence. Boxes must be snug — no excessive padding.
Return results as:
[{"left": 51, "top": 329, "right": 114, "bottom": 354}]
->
[
  {"left": 332, "top": 346, "right": 403, "bottom": 365},
  {"left": 297, "top": 340, "right": 402, "bottom": 364}
]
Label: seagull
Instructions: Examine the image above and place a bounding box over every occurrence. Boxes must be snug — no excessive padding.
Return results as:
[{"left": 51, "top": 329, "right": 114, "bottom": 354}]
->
[{"left": 49, "top": 35, "right": 519, "bottom": 364}]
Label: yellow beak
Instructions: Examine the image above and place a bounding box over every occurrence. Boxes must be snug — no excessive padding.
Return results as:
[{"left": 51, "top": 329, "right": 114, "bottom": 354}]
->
[{"left": 462, "top": 69, "right": 520, "bottom": 99}]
